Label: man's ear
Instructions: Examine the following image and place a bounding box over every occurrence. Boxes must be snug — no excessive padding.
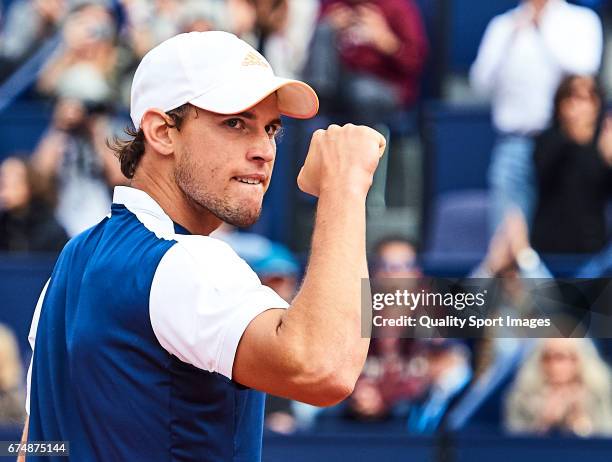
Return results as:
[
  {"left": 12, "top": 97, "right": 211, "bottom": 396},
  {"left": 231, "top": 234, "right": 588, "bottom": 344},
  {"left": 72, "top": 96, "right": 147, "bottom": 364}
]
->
[{"left": 141, "top": 109, "right": 175, "bottom": 156}]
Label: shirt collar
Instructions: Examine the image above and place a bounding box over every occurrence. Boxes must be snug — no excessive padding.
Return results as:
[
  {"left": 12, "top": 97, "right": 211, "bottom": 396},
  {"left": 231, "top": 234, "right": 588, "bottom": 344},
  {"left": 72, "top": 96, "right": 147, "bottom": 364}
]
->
[
  {"left": 518, "top": 0, "right": 564, "bottom": 14},
  {"left": 112, "top": 186, "right": 176, "bottom": 238},
  {"left": 113, "top": 186, "right": 168, "bottom": 219}
]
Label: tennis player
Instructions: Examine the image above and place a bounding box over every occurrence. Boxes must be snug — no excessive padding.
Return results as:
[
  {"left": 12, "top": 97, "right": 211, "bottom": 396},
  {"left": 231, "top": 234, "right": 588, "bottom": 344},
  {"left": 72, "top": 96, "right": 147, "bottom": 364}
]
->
[{"left": 21, "top": 31, "right": 384, "bottom": 461}]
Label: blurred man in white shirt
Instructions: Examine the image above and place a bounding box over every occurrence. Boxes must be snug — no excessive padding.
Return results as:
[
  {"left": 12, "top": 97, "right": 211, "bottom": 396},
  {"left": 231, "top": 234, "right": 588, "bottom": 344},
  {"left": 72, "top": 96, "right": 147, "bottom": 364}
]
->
[{"left": 470, "top": 0, "right": 602, "bottom": 231}]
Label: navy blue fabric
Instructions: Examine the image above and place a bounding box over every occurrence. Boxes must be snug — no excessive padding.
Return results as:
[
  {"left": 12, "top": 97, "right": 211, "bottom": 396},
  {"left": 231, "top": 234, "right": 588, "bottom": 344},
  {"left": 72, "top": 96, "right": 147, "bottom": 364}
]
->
[{"left": 28, "top": 204, "right": 265, "bottom": 461}]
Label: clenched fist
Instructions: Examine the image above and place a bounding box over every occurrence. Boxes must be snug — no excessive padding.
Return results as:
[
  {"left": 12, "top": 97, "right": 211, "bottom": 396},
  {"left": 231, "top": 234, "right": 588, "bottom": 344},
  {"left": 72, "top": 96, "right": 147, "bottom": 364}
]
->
[{"left": 297, "top": 124, "right": 386, "bottom": 198}]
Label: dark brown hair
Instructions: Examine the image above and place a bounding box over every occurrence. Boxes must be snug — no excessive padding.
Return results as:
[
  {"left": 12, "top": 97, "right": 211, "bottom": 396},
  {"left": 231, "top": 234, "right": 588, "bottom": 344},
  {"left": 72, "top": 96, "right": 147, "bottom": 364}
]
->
[
  {"left": 109, "top": 104, "right": 192, "bottom": 179},
  {"left": 552, "top": 75, "right": 604, "bottom": 129}
]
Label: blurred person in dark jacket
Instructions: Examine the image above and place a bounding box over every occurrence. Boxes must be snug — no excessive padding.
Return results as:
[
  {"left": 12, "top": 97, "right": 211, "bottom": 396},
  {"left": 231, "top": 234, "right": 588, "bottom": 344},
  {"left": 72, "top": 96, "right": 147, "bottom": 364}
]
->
[
  {"left": 505, "top": 338, "right": 612, "bottom": 437},
  {"left": 0, "top": 156, "right": 67, "bottom": 253},
  {"left": 304, "top": 0, "right": 428, "bottom": 125},
  {"left": 532, "top": 75, "right": 612, "bottom": 254}
]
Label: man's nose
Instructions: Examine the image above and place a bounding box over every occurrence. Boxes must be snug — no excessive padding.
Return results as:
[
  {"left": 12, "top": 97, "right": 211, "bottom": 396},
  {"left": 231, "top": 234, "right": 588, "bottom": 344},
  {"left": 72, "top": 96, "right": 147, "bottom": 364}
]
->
[{"left": 246, "top": 133, "right": 276, "bottom": 163}]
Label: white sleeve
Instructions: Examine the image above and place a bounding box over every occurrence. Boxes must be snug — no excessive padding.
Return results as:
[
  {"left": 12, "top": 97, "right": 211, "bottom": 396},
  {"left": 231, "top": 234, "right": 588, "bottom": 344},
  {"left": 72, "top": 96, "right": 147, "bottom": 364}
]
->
[
  {"left": 470, "top": 15, "right": 515, "bottom": 97},
  {"left": 149, "top": 237, "right": 289, "bottom": 380},
  {"left": 540, "top": 9, "right": 602, "bottom": 75},
  {"left": 25, "top": 279, "right": 50, "bottom": 415}
]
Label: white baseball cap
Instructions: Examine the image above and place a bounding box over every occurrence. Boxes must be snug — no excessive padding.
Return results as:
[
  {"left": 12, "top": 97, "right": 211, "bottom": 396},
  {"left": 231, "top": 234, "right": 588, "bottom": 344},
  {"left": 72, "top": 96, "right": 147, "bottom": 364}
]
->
[{"left": 130, "top": 31, "right": 319, "bottom": 129}]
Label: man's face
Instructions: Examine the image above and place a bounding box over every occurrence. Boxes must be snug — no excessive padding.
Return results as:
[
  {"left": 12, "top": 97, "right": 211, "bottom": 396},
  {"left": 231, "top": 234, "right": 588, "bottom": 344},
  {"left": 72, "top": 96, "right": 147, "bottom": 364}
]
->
[{"left": 172, "top": 94, "right": 282, "bottom": 228}]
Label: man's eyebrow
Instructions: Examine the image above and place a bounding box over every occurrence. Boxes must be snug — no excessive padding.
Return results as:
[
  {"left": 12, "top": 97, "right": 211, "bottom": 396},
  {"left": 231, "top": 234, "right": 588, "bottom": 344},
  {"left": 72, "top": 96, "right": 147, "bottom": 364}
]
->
[
  {"left": 268, "top": 118, "right": 283, "bottom": 127},
  {"left": 222, "top": 111, "right": 282, "bottom": 126},
  {"left": 234, "top": 111, "right": 256, "bottom": 120}
]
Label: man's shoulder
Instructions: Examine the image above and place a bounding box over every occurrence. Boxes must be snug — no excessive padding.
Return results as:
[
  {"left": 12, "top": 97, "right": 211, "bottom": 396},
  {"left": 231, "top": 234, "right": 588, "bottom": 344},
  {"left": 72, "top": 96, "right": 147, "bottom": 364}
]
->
[
  {"left": 541, "top": 2, "right": 602, "bottom": 43},
  {"left": 172, "top": 234, "right": 241, "bottom": 262},
  {"left": 485, "top": 8, "right": 518, "bottom": 33},
  {"left": 157, "top": 234, "right": 257, "bottom": 283},
  {"left": 57, "top": 217, "right": 108, "bottom": 256},
  {"left": 558, "top": 2, "right": 601, "bottom": 24}
]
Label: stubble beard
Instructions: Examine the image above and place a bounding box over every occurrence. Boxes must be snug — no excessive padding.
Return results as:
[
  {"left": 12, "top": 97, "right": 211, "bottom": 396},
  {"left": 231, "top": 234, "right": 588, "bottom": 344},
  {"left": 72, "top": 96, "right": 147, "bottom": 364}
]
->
[{"left": 174, "top": 150, "right": 262, "bottom": 228}]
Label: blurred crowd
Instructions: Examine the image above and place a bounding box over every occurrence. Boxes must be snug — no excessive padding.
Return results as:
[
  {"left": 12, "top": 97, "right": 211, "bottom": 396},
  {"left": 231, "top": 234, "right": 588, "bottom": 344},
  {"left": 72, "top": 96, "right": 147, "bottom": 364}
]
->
[{"left": 0, "top": 0, "right": 612, "bottom": 439}]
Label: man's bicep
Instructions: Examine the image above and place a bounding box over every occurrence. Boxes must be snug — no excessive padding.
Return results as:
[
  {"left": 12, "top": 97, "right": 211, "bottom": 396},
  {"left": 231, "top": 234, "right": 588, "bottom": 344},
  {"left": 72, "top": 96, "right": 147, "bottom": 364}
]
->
[{"left": 232, "top": 308, "right": 291, "bottom": 391}]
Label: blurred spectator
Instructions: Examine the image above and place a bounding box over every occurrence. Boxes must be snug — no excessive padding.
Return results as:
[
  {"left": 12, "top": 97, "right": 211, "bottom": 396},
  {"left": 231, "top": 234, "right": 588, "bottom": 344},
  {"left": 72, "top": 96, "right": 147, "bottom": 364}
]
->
[
  {"left": 119, "top": 0, "right": 229, "bottom": 56},
  {"left": 0, "top": 0, "right": 69, "bottom": 79},
  {"left": 227, "top": 0, "right": 258, "bottom": 37},
  {"left": 117, "top": 0, "right": 228, "bottom": 105},
  {"left": 505, "top": 338, "right": 612, "bottom": 437},
  {"left": 118, "top": 0, "right": 181, "bottom": 63},
  {"left": 243, "top": 0, "right": 318, "bottom": 79},
  {"left": 470, "top": 0, "right": 602, "bottom": 231},
  {"left": 32, "top": 98, "right": 125, "bottom": 236},
  {"left": 304, "top": 0, "right": 428, "bottom": 125},
  {"left": 212, "top": 222, "right": 275, "bottom": 263},
  {"left": 372, "top": 235, "right": 421, "bottom": 279},
  {"left": 253, "top": 242, "right": 300, "bottom": 301},
  {"left": 37, "top": 1, "right": 118, "bottom": 103},
  {"left": 0, "top": 323, "right": 25, "bottom": 425},
  {"left": 179, "top": 0, "right": 227, "bottom": 33},
  {"left": 345, "top": 237, "right": 471, "bottom": 432},
  {"left": 532, "top": 75, "right": 612, "bottom": 254},
  {"left": 0, "top": 156, "right": 67, "bottom": 252},
  {"left": 469, "top": 211, "right": 554, "bottom": 377},
  {"left": 473, "top": 210, "right": 553, "bottom": 280}
]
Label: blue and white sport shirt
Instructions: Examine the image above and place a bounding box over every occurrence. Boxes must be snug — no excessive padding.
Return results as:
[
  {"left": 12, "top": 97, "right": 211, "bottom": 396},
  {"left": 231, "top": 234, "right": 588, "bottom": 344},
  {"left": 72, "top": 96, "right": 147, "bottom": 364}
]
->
[{"left": 26, "top": 186, "right": 288, "bottom": 461}]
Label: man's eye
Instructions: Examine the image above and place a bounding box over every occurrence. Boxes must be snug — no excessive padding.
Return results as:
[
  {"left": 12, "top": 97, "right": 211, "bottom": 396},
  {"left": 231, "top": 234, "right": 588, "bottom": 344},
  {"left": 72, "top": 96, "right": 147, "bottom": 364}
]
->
[
  {"left": 266, "top": 124, "right": 283, "bottom": 138},
  {"left": 225, "top": 118, "right": 244, "bottom": 129}
]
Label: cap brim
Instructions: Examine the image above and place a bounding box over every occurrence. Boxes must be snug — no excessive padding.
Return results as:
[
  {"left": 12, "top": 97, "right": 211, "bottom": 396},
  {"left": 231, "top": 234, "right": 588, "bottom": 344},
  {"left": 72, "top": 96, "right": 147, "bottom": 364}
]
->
[{"left": 189, "top": 76, "right": 319, "bottom": 119}]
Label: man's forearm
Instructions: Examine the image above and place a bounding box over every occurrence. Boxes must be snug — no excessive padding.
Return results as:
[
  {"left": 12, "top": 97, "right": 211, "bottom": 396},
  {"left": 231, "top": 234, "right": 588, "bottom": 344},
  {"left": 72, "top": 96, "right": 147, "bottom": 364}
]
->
[{"left": 278, "top": 187, "right": 371, "bottom": 394}]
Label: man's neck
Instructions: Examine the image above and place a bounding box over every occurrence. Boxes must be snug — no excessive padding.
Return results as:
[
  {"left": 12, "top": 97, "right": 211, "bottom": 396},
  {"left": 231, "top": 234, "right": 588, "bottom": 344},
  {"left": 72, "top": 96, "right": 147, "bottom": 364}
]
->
[{"left": 130, "top": 171, "right": 222, "bottom": 236}]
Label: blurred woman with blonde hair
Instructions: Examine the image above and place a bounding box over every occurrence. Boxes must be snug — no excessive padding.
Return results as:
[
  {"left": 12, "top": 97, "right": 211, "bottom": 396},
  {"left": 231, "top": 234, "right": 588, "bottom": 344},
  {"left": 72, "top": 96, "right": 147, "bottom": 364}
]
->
[{"left": 505, "top": 338, "right": 612, "bottom": 436}]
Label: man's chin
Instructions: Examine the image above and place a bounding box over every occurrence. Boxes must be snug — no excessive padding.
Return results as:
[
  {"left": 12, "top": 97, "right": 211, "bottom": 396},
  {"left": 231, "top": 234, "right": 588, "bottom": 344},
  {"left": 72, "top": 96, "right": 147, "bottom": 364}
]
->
[
  {"left": 219, "top": 207, "right": 262, "bottom": 228},
  {"left": 226, "top": 215, "right": 259, "bottom": 228}
]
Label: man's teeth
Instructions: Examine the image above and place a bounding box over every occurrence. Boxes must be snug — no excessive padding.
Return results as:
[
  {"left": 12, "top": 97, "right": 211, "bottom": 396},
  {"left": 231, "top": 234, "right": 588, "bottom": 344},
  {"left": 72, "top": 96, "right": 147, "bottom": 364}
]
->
[{"left": 235, "top": 177, "right": 261, "bottom": 185}]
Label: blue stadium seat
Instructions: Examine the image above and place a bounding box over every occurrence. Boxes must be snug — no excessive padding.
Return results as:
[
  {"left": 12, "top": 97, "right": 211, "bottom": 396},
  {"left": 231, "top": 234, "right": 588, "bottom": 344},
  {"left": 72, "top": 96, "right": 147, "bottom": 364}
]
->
[
  {"left": 454, "top": 434, "right": 612, "bottom": 462},
  {"left": 423, "top": 103, "right": 495, "bottom": 197},
  {"left": 426, "top": 190, "right": 490, "bottom": 257},
  {"left": 420, "top": 103, "right": 495, "bottom": 274},
  {"left": 0, "top": 424, "right": 21, "bottom": 441},
  {"left": 448, "top": 0, "right": 517, "bottom": 73},
  {"left": 0, "top": 101, "right": 53, "bottom": 160},
  {"left": 421, "top": 189, "right": 490, "bottom": 276},
  {"left": 0, "top": 254, "right": 55, "bottom": 365}
]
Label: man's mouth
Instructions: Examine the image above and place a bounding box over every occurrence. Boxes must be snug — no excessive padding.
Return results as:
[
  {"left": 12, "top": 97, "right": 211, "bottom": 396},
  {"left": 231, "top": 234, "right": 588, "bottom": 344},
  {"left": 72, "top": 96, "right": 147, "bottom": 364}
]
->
[{"left": 233, "top": 175, "right": 265, "bottom": 186}]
